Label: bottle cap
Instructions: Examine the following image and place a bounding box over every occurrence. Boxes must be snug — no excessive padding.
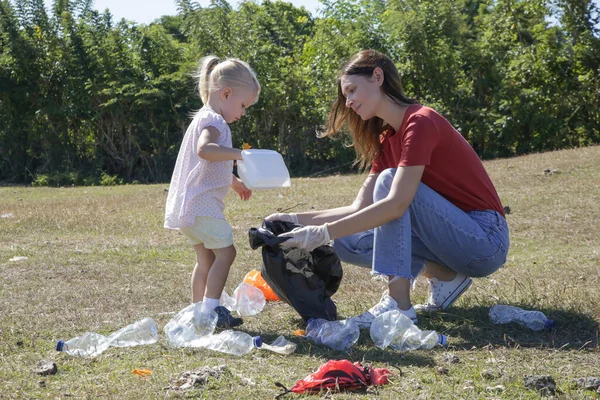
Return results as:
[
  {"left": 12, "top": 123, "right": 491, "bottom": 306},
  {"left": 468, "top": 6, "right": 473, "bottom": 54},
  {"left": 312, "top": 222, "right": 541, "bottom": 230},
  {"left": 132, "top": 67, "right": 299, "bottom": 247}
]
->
[
  {"left": 253, "top": 336, "right": 263, "bottom": 348},
  {"left": 438, "top": 334, "right": 448, "bottom": 347},
  {"left": 544, "top": 319, "right": 555, "bottom": 329},
  {"left": 56, "top": 340, "right": 65, "bottom": 351}
]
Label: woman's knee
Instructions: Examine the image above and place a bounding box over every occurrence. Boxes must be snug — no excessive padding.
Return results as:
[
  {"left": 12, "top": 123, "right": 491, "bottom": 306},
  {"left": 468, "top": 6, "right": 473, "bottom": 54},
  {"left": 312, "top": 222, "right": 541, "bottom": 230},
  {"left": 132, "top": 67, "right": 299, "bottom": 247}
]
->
[
  {"left": 332, "top": 235, "right": 373, "bottom": 268},
  {"left": 373, "top": 168, "right": 396, "bottom": 202},
  {"left": 466, "top": 253, "right": 507, "bottom": 278}
]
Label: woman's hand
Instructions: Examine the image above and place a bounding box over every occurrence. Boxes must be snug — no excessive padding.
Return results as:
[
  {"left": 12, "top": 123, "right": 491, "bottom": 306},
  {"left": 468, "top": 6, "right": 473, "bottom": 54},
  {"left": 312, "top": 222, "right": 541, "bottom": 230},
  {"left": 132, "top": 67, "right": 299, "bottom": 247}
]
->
[
  {"left": 278, "top": 224, "right": 330, "bottom": 251},
  {"left": 231, "top": 176, "right": 252, "bottom": 200},
  {"left": 263, "top": 213, "right": 298, "bottom": 224}
]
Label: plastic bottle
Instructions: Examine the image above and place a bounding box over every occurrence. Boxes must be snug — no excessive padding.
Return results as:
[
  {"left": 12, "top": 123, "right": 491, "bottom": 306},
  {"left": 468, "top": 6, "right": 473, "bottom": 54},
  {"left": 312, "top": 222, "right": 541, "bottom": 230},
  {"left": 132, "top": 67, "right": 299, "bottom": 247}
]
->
[
  {"left": 305, "top": 318, "right": 360, "bottom": 351},
  {"left": 219, "top": 290, "right": 236, "bottom": 311},
  {"left": 233, "top": 282, "right": 266, "bottom": 316},
  {"left": 56, "top": 317, "right": 159, "bottom": 357},
  {"left": 394, "top": 326, "right": 447, "bottom": 351},
  {"left": 106, "top": 317, "right": 159, "bottom": 347},
  {"left": 164, "top": 303, "right": 217, "bottom": 348},
  {"left": 259, "top": 335, "right": 297, "bottom": 355},
  {"left": 489, "top": 305, "right": 555, "bottom": 331},
  {"left": 370, "top": 310, "right": 447, "bottom": 352},
  {"left": 189, "top": 330, "right": 262, "bottom": 356}
]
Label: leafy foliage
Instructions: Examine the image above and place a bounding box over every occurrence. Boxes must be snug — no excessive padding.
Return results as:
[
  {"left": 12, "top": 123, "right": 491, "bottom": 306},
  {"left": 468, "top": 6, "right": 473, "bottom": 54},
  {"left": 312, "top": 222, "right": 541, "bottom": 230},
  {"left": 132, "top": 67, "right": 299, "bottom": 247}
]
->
[{"left": 1, "top": 0, "right": 599, "bottom": 184}]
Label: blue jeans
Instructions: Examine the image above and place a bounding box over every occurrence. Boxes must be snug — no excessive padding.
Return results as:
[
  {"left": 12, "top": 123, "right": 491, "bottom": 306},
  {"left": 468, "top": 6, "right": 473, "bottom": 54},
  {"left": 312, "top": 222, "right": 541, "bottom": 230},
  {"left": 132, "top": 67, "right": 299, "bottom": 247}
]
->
[{"left": 332, "top": 169, "right": 510, "bottom": 279}]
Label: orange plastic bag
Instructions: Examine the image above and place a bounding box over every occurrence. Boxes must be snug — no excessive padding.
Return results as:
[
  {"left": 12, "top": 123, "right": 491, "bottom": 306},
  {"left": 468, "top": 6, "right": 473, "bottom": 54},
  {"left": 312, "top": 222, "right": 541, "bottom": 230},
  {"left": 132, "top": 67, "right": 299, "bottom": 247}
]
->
[{"left": 243, "top": 269, "right": 280, "bottom": 301}]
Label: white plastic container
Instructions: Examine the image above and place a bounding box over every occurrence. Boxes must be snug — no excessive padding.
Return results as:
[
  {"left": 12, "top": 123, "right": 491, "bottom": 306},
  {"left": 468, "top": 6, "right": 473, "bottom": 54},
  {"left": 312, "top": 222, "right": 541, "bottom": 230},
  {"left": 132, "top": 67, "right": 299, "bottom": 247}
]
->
[{"left": 237, "top": 149, "right": 291, "bottom": 190}]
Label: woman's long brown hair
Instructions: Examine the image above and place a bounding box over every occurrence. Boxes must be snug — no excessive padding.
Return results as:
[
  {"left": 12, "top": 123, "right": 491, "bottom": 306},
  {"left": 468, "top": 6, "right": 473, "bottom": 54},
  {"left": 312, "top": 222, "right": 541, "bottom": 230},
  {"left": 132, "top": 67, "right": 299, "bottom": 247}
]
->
[{"left": 322, "top": 50, "right": 418, "bottom": 170}]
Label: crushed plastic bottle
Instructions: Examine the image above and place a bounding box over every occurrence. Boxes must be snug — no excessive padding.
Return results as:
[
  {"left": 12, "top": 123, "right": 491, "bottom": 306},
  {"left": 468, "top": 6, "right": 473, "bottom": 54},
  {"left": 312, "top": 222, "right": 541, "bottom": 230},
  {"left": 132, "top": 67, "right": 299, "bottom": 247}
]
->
[
  {"left": 188, "top": 330, "right": 262, "bottom": 356},
  {"left": 233, "top": 282, "right": 266, "bottom": 316},
  {"left": 164, "top": 303, "right": 218, "bottom": 348},
  {"left": 370, "top": 310, "right": 447, "bottom": 351},
  {"left": 259, "top": 335, "right": 297, "bottom": 355},
  {"left": 489, "top": 305, "right": 555, "bottom": 331},
  {"left": 56, "top": 317, "right": 158, "bottom": 357},
  {"left": 220, "top": 290, "right": 236, "bottom": 311},
  {"left": 107, "top": 317, "right": 160, "bottom": 348},
  {"left": 305, "top": 318, "right": 360, "bottom": 351}
]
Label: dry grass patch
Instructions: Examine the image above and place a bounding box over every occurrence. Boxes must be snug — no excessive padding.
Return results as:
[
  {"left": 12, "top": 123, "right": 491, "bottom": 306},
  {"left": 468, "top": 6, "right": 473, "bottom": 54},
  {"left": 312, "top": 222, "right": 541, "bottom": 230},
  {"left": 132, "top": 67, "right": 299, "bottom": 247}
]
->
[{"left": 1, "top": 146, "right": 599, "bottom": 399}]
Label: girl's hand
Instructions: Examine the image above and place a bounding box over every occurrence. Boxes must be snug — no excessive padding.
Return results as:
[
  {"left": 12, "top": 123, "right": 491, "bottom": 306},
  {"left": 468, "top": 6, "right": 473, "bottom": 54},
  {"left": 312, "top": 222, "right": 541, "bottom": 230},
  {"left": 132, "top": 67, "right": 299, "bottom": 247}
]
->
[{"left": 232, "top": 176, "right": 252, "bottom": 200}]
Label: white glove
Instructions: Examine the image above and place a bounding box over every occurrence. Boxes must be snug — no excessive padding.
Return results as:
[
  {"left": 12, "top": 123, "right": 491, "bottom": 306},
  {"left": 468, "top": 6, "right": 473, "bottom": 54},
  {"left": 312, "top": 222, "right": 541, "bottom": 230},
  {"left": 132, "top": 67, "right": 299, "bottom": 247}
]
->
[
  {"left": 278, "top": 224, "right": 331, "bottom": 252},
  {"left": 264, "top": 213, "right": 298, "bottom": 224}
]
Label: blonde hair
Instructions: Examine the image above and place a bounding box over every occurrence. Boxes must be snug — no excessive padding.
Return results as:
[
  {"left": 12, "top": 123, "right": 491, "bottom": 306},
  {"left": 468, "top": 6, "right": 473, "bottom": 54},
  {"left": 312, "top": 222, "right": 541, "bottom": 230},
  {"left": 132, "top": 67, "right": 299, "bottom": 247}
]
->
[{"left": 195, "top": 56, "right": 261, "bottom": 104}]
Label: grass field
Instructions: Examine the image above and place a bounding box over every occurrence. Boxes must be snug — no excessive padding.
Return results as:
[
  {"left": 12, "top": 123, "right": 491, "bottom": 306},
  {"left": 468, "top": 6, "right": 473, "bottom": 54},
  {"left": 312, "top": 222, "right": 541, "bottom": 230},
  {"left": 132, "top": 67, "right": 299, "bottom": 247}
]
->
[{"left": 1, "top": 146, "right": 599, "bottom": 399}]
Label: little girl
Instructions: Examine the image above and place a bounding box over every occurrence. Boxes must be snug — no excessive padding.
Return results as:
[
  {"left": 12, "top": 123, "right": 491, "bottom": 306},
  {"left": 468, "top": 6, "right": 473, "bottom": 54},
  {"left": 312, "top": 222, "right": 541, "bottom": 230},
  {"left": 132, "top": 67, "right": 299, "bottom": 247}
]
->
[{"left": 165, "top": 56, "right": 260, "bottom": 328}]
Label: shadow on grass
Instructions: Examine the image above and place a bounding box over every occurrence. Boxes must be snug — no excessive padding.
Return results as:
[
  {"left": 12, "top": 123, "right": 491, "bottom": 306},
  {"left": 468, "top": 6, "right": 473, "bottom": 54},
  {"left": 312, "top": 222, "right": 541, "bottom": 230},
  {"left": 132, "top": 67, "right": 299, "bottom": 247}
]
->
[
  {"left": 240, "top": 304, "right": 598, "bottom": 365},
  {"left": 241, "top": 318, "right": 436, "bottom": 368},
  {"left": 416, "top": 305, "right": 599, "bottom": 350}
]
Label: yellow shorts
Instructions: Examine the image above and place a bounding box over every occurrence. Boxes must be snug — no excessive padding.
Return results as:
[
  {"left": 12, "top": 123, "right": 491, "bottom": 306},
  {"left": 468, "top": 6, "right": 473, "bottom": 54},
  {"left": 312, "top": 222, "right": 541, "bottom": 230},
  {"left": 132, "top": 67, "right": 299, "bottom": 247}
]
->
[{"left": 179, "top": 216, "right": 233, "bottom": 249}]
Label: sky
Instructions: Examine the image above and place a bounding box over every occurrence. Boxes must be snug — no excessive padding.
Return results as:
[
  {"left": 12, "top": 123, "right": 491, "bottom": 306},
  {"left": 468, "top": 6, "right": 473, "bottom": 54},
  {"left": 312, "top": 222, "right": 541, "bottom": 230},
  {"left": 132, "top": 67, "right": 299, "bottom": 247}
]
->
[{"left": 43, "top": 0, "right": 324, "bottom": 23}]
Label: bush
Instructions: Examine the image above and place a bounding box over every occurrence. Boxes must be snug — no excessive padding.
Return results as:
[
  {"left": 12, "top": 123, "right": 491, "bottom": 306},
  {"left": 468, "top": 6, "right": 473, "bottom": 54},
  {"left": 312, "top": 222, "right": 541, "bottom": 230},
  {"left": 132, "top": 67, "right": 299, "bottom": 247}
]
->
[{"left": 100, "top": 172, "right": 123, "bottom": 186}]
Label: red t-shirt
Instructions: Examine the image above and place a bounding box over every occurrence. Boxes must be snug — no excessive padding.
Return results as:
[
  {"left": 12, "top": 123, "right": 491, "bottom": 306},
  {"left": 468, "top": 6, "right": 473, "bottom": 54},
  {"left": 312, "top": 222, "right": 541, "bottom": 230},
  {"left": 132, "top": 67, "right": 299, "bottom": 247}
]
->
[{"left": 371, "top": 105, "right": 505, "bottom": 216}]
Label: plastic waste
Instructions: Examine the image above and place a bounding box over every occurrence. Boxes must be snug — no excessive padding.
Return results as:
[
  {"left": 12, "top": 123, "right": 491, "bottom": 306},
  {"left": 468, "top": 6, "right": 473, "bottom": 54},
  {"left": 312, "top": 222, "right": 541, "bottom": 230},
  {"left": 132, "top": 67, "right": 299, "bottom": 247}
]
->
[
  {"left": 163, "top": 303, "right": 218, "bottom": 348},
  {"left": 370, "top": 310, "right": 447, "bottom": 351},
  {"left": 237, "top": 149, "right": 291, "bottom": 189},
  {"left": 249, "top": 220, "right": 343, "bottom": 321},
  {"left": 243, "top": 269, "right": 280, "bottom": 301},
  {"left": 305, "top": 318, "right": 360, "bottom": 351},
  {"left": 233, "top": 282, "right": 266, "bottom": 316},
  {"left": 132, "top": 369, "right": 152, "bottom": 377},
  {"left": 175, "top": 329, "right": 295, "bottom": 356},
  {"left": 187, "top": 330, "right": 262, "bottom": 356},
  {"left": 56, "top": 317, "right": 159, "bottom": 357},
  {"left": 219, "top": 290, "right": 236, "bottom": 311},
  {"left": 489, "top": 305, "right": 555, "bottom": 331},
  {"left": 259, "top": 335, "right": 297, "bottom": 355}
]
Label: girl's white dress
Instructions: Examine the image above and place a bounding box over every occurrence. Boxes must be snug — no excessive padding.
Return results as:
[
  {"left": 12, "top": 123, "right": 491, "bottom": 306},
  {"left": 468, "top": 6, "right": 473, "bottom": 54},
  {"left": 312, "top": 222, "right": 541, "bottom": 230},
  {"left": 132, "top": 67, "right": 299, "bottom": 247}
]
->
[{"left": 164, "top": 107, "right": 233, "bottom": 229}]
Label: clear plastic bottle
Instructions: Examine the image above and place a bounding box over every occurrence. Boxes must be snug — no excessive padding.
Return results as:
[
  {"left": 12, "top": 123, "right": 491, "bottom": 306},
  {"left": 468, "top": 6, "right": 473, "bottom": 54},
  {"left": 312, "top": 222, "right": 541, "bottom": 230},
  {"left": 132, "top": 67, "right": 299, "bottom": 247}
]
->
[
  {"left": 259, "top": 335, "right": 297, "bottom": 355},
  {"left": 164, "top": 303, "right": 217, "bottom": 348},
  {"left": 106, "top": 317, "right": 159, "bottom": 347},
  {"left": 393, "top": 326, "right": 446, "bottom": 351},
  {"left": 233, "top": 282, "right": 266, "bottom": 316},
  {"left": 56, "top": 332, "right": 110, "bottom": 357},
  {"left": 190, "top": 330, "right": 262, "bottom": 356},
  {"left": 489, "top": 305, "right": 555, "bottom": 331},
  {"left": 370, "top": 310, "right": 447, "bottom": 351},
  {"left": 56, "top": 317, "right": 158, "bottom": 357},
  {"left": 219, "top": 290, "right": 236, "bottom": 311},
  {"left": 305, "top": 318, "right": 360, "bottom": 351}
]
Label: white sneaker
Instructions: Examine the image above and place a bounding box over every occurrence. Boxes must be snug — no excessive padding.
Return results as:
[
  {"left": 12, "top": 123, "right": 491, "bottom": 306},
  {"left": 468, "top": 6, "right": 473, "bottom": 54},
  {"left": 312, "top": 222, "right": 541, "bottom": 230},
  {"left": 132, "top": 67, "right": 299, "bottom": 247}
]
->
[
  {"left": 349, "top": 294, "right": 418, "bottom": 328},
  {"left": 415, "top": 273, "right": 472, "bottom": 312}
]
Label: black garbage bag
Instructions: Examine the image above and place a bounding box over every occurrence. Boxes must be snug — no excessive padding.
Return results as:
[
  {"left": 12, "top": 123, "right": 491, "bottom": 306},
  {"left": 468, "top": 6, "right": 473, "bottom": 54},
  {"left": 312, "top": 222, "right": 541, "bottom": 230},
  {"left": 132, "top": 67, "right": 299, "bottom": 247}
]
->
[{"left": 248, "top": 220, "right": 343, "bottom": 321}]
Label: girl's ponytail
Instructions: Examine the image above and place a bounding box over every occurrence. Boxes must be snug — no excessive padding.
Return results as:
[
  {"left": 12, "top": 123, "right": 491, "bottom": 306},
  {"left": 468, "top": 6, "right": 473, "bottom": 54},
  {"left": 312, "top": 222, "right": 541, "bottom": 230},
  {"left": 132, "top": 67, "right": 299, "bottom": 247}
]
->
[
  {"left": 196, "top": 56, "right": 220, "bottom": 104},
  {"left": 194, "top": 55, "right": 260, "bottom": 105}
]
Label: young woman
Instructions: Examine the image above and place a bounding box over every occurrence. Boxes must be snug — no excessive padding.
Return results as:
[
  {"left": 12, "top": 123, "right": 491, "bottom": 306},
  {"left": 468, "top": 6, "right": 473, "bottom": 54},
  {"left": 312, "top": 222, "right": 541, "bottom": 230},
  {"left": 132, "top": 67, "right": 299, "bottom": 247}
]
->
[{"left": 266, "top": 49, "right": 509, "bottom": 327}]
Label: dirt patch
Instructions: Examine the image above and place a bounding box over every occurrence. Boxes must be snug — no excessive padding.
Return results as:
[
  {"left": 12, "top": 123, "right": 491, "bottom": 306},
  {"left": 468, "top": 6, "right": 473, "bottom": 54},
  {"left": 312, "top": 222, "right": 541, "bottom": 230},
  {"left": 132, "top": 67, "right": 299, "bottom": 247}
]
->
[
  {"left": 572, "top": 377, "right": 600, "bottom": 391},
  {"left": 34, "top": 361, "right": 57, "bottom": 376},
  {"left": 523, "top": 375, "right": 556, "bottom": 396},
  {"left": 168, "top": 365, "right": 228, "bottom": 391}
]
